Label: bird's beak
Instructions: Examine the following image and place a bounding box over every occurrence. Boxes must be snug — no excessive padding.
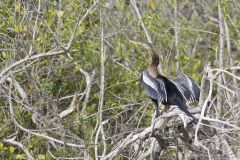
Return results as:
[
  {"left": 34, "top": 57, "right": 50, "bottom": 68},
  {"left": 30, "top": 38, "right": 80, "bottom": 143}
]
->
[
  {"left": 129, "top": 40, "right": 144, "bottom": 46},
  {"left": 129, "top": 40, "right": 150, "bottom": 50}
]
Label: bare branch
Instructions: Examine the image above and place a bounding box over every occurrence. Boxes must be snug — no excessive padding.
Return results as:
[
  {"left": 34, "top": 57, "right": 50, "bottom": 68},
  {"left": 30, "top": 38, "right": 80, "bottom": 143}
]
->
[
  {"left": 7, "top": 81, "right": 84, "bottom": 148},
  {"left": 174, "top": 0, "right": 180, "bottom": 70},
  {"left": 3, "top": 137, "right": 34, "bottom": 160},
  {"left": 216, "top": 0, "right": 225, "bottom": 114},
  {"left": 105, "top": 108, "right": 200, "bottom": 159},
  {"left": 95, "top": 2, "right": 107, "bottom": 159},
  {"left": 59, "top": 93, "right": 77, "bottom": 118},
  {"left": 194, "top": 64, "right": 213, "bottom": 158},
  {"left": 80, "top": 69, "right": 95, "bottom": 114},
  {"left": 0, "top": 50, "right": 65, "bottom": 84},
  {"left": 65, "top": 0, "right": 99, "bottom": 50},
  {"left": 130, "top": 0, "right": 152, "bottom": 44},
  {"left": 6, "top": 77, "right": 27, "bottom": 101}
]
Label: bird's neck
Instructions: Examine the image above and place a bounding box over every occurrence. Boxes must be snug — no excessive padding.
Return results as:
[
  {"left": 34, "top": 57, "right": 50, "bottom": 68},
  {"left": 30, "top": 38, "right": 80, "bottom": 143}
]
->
[
  {"left": 148, "top": 63, "right": 160, "bottom": 78},
  {"left": 151, "top": 54, "right": 159, "bottom": 65},
  {"left": 147, "top": 47, "right": 162, "bottom": 78},
  {"left": 148, "top": 47, "right": 159, "bottom": 65}
]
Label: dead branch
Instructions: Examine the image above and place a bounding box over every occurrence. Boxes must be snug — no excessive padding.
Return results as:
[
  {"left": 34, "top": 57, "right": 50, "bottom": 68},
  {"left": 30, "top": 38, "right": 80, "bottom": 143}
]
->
[
  {"left": 0, "top": 50, "right": 65, "bottom": 84},
  {"left": 80, "top": 69, "right": 95, "bottom": 114},
  {"left": 7, "top": 81, "right": 84, "bottom": 148},
  {"left": 3, "top": 137, "right": 34, "bottom": 160},
  {"left": 0, "top": 0, "right": 99, "bottom": 84},
  {"left": 174, "top": 0, "right": 180, "bottom": 70},
  {"left": 59, "top": 93, "right": 77, "bottom": 118},
  {"left": 130, "top": 0, "right": 152, "bottom": 44},
  {"left": 94, "top": 3, "right": 107, "bottom": 159},
  {"left": 104, "top": 108, "right": 200, "bottom": 159},
  {"left": 6, "top": 77, "right": 27, "bottom": 101}
]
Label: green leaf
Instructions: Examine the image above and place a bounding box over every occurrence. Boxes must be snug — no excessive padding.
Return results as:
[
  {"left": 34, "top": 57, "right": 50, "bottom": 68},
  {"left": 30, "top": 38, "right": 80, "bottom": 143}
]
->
[
  {"left": 15, "top": 2, "right": 21, "bottom": 11},
  {"left": 0, "top": 142, "right": 3, "bottom": 150},
  {"left": 37, "top": 154, "right": 46, "bottom": 160},
  {"left": 58, "top": 11, "right": 64, "bottom": 18},
  {"left": 149, "top": 0, "right": 155, "bottom": 10},
  {"left": 9, "top": 146, "right": 15, "bottom": 153},
  {"left": 16, "top": 154, "right": 26, "bottom": 159},
  {"left": 2, "top": 51, "right": 7, "bottom": 58}
]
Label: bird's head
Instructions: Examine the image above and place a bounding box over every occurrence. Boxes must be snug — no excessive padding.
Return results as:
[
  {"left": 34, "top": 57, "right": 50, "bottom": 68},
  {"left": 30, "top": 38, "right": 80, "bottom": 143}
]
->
[
  {"left": 129, "top": 40, "right": 155, "bottom": 53},
  {"left": 130, "top": 40, "right": 159, "bottom": 62}
]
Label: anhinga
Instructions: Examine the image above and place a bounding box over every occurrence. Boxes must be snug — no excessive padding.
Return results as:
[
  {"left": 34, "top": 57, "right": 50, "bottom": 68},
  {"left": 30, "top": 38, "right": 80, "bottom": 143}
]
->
[{"left": 131, "top": 41, "right": 200, "bottom": 124}]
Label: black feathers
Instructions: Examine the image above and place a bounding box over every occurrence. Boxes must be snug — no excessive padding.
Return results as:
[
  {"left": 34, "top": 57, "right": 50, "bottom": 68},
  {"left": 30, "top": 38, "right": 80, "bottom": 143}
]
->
[
  {"left": 141, "top": 71, "right": 167, "bottom": 102},
  {"left": 141, "top": 70, "right": 200, "bottom": 105},
  {"left": 141, "top": 70, "right": 200, "bottom": 124},
  {"left": 170, "top": 72, "right": 200, "bottom": 102},
  {"left": 130, "top": 40, "right": 200, "bottom": 125}
]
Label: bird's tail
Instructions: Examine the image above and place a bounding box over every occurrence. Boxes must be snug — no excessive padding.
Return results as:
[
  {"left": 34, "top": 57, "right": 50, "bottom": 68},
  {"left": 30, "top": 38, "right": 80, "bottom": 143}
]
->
[
  {"left": 178, "top": 105, "right": 198, "bottom": 125},
  {"left": 191, "top": 117, "right": 198, "bottom": 125},
  {"left": 203, "top": 101, "right": 211, "bottom": 116},
  {"left": 191, "top": 100, "right": 211, "bottom": 124}
]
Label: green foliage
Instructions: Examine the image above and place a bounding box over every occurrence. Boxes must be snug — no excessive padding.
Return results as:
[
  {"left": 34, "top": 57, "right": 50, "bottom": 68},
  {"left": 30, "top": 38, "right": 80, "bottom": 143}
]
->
[{"left": 0, "top": 0, "right": 239, "bottom": 159}]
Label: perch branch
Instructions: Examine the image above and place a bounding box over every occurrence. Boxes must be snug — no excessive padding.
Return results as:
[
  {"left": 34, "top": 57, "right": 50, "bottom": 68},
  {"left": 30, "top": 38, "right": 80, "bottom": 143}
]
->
[{"left": 104, "top": 108, "right": 200, "bottom": 159}]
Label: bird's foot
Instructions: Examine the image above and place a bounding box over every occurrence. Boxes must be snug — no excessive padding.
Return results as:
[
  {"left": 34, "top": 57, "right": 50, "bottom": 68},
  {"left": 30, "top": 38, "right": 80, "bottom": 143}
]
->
[
  {"left": 155, "top": 110, "right": 160, "bottom": 118},
  {"left": 159, "top": 105, "right": 170, "bottom": 115},
  {"left": 163, "top": 105, "right": 170, "bottom": 112}
]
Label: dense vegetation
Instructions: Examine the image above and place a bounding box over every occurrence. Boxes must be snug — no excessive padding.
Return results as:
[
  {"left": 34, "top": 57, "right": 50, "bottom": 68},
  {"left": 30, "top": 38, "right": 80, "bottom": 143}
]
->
[{"left": 0, "top": 0, "right": 239, "bottom": 159}]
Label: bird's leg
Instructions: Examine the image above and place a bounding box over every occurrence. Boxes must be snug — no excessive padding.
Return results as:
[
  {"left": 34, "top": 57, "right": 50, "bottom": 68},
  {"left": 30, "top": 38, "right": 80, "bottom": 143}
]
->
[
  {"left": 150, "top": 99, "right": 159, "bottom": 136},
  {"left": 155, "top": 105, "right": 159, "bottom": 118},
  {"left": 151, "top": 99, "right": 159, "bottom": 118},
  {"left": 164, "top": 105, "right": 170, "bottom": 112},
  {"left": 159, "top": 105, "right": 170, "bottom": 115}
]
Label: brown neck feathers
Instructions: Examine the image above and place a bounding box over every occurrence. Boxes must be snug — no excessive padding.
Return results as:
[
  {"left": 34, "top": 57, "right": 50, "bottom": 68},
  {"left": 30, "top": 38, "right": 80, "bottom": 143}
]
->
[{"left": 148, "top": 48, "right": 160, "bottom": 78}]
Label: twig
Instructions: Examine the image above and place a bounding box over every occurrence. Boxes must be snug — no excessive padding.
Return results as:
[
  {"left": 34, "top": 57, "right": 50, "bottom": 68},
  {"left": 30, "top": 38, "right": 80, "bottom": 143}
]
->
[
  {"left": 7, "top": 81, "right": 84, "bottom": 148},
  {"left": 130, "top": 0, "right": 152, "bottom": 43},
  {"left": 95, "top": 2, "right": 107, "bottom": 159},
  {"left": 80, "top": 69, "right": 95, "bottom": 114},
  {"left": 65, "top": 0, "right": 99, "bottom": 50},
  {"left": 216, "top": 0, "right": 225, "bottom": 115},
  {"left": 174, "top": 0, "right": 180, "bottom": 70},
  {"left": 138, "top": 139, "right": 157, "bottom": 160},
  {"left": 167, "top": 27, "right": 218, "bottom": 35},
  {"left": 59, "top": 93, "right": 77, "bottom": 118},
  {"left": 0, "top": 50, "right": 65, "bottom": 84},
  {"left": 28, "top": 0, "right": 41, "bottom": 56},
  {"left": 194, "top": 65, "right": 213, "bottom": 159},
  {"left": 3, "top": 137, "right": 34, "bottom": 160},
  {"left": 212, "top": 68, "right": 240, "bottom": 81},
  {"left": 6, "top": 77, "right": 27, "bottom": 101},
  {"left": 213, "top": 81, "right": 235, "bottom": 94},
  {"left": 104, "top": 108, "right": 200, "bottom": 159},
  {"left": 0, "top": 0, "right": 99, "bottom": 83},
  {"left": 57, "top": 93, "right": 84, "bottom": 101},
  {"left": 223, "top": 11, "right": 237, "bottom": 87},
  {"left": 202, "top": 117, "right": 240, "bottom": 130}
]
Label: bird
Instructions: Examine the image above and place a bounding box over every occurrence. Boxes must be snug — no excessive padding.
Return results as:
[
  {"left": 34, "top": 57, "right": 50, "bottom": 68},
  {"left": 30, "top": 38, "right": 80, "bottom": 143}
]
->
[{"left": 130, "top": 40, "right": 200, "bottom": 125}]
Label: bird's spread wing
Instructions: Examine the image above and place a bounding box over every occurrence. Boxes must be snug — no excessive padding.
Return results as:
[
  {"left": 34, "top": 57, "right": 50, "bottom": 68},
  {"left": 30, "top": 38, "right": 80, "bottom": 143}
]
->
[
  {"left": 170, "top": 72, "right": 200, "bottom": 102},
  {"left": 141, "top": 71, "right": 167, "bottom": 102}
]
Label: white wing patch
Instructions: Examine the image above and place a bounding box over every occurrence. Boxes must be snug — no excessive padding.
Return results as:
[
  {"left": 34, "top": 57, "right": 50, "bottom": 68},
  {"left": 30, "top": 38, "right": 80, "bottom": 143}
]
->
[
  {"left": 142, "top": 71, "right": 167, "bottom": 102},
  {"left": 142, "top": 72, "right": 157, "bottom": 91},
  {"left": 170, "top": 72, "right": 200, "bottom": 103}
]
